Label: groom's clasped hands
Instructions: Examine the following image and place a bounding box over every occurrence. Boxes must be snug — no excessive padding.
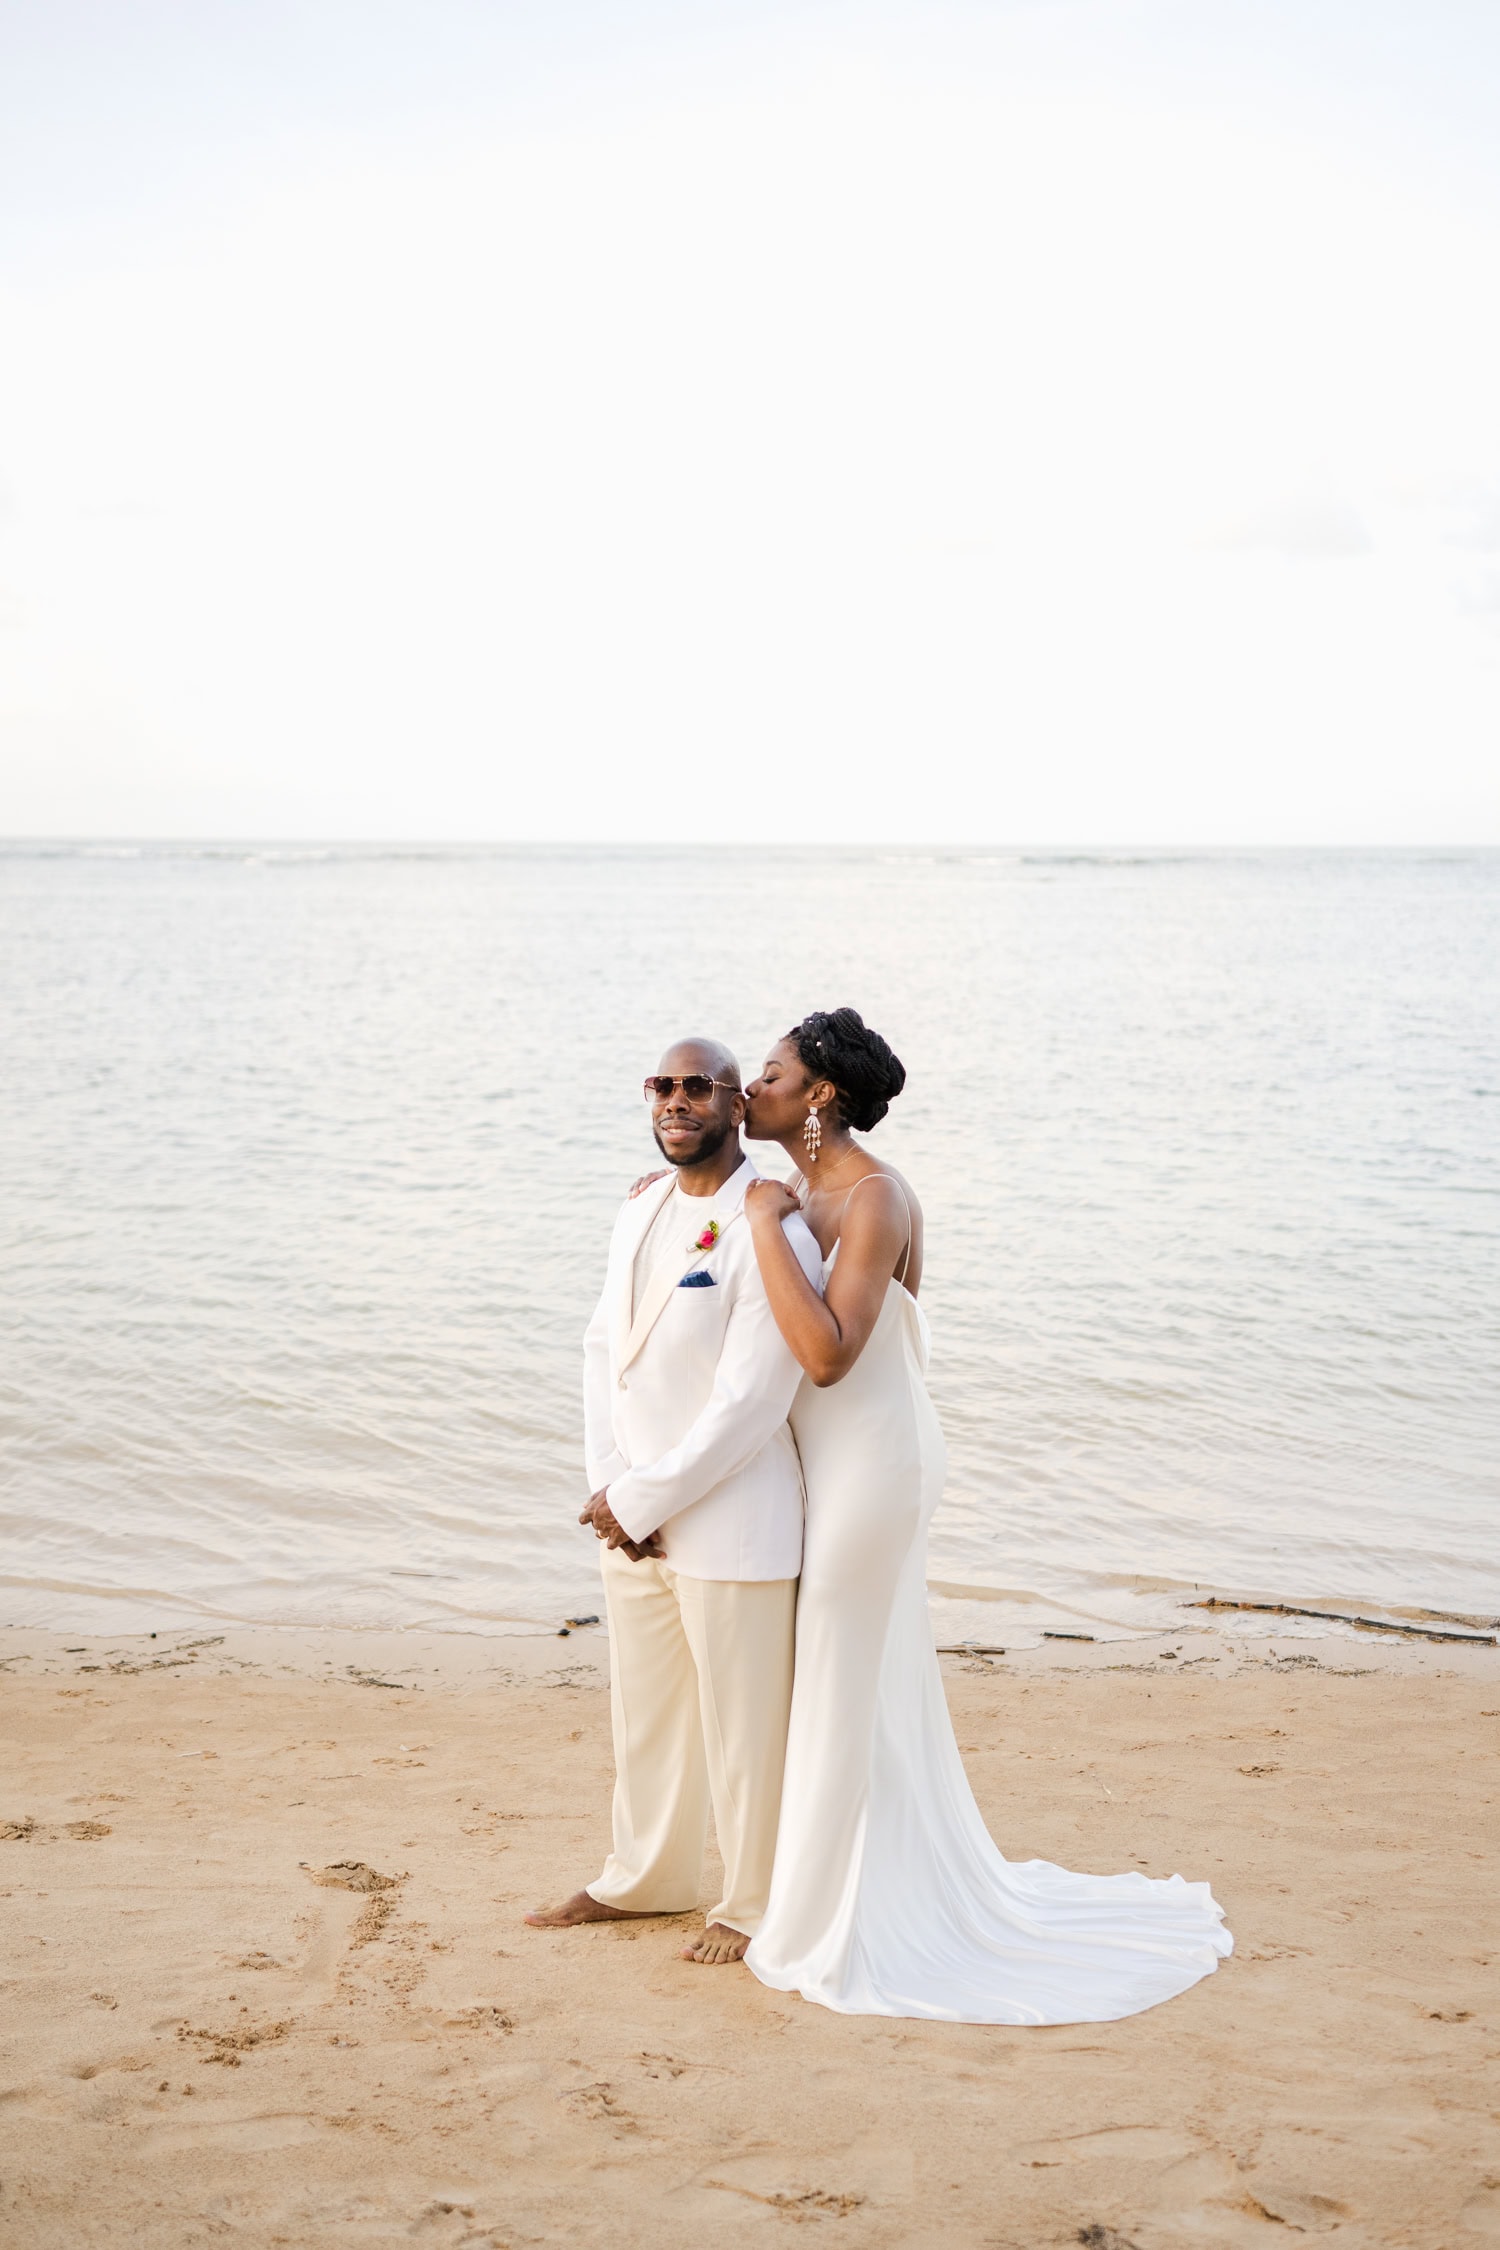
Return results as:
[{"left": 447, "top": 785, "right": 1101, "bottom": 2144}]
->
[{"left": 578, "top": 1488, "right": 662, "bottom": 1563}]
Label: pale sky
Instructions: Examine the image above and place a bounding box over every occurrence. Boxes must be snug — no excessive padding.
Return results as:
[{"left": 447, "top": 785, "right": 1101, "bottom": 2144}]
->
[{"left": 2, "top": 0, "right": 1498, "bottom": 844}]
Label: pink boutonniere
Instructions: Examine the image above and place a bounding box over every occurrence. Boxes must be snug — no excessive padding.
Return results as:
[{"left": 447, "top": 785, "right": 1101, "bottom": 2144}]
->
[{"left": 693, "top": 1219, "right": 721, "bottom": 1253}]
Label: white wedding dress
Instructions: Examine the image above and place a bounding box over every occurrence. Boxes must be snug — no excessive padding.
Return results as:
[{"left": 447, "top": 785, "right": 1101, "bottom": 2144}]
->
[{"left": 745, "top": 1217, "right": 1233, "bottom": 2023}]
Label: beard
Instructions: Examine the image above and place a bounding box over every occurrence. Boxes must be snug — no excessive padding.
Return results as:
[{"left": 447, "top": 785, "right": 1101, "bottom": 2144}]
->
[{"left": 653, "top": 1116, "right": 734, "bottom": 1169}]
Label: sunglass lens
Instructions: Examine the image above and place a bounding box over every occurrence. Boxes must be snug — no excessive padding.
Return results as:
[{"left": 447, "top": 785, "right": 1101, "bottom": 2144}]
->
[{"left": 643, "top": 1075, "right": 719, "bottom": 1101}]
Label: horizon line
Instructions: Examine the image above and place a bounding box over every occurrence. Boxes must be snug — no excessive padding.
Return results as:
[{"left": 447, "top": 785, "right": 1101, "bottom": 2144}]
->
[{"left": 3, "top": 836, "right": 1497, "bottom": 856}]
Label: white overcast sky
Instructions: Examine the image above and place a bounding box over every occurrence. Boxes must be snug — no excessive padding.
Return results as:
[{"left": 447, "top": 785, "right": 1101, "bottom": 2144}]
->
[{"left": 2, "top": 0, "right": 1498, "bottom": 844}]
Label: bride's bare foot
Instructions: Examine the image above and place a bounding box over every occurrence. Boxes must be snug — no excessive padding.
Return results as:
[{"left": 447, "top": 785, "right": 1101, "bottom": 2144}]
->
[
  {"left": 680, "top": 1922, "right": 750, "bottom": 1965},
  {"left": 524, "top": 1890, "right": 657, "bottom": 1929}
]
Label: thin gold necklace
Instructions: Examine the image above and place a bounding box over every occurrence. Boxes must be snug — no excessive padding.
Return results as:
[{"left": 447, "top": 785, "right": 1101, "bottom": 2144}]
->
[{"left": 808, "top": 1141, "right": 866, "bottom": 1186}]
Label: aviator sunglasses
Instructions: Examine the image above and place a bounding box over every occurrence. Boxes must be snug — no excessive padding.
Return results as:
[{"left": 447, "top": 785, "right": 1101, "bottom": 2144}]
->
[{"left": 643, "top": 1074, "right": 739, "bottom": 1102}]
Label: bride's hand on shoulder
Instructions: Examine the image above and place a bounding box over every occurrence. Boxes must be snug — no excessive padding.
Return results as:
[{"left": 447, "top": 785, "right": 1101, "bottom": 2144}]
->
[
  {"left": 628, "top": 1169, "right": 669, "bottom": 1198},
  {"left": 745, "top": 1177, "right": 802, "bottom": 1226}
]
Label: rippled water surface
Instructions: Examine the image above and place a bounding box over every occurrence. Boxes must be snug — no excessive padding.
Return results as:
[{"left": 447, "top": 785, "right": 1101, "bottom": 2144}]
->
[{"left": 3, "top": 844, "right": 1497, "bottom": 1642}]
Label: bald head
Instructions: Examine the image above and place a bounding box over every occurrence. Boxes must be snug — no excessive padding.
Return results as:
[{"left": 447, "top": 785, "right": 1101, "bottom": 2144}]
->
[{"left": 657, "top": 1035, "right": 741, "bottom": 1089}]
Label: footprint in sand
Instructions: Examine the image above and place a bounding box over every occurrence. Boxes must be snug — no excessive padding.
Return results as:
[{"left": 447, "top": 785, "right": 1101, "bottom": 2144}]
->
[
  {"left": 560, "top": 2080, "right": 640, "bottom": 2135},
  {"left": 293, "top": 1863, "right": 407, "bottom": 1999},
  {"left": 177, "top": 2019, "right": 294, "bottom": 2066},
  {"left": 1019, "top": 2126, "right": 1200, "bottom": 2168},
  {"left": 1138, "top": 2148, "right": 1351, "bottom": 2240},
  {"left": 300, "top": 1860, "right": 400, "bottom": 1892},
  {"left": 0, "top": 1816, "right": 103, "bottom": 1842},
  {"left": 147, "top": 2110, "right": 326, "bottom": 2154},
  {"left": 706, "top": 2182, "right": 867, "bottom": 2217},
  {"left": 406, "top": 2201, "right": 510, "bottom": 2247},
  {"left": 1460, "top": 2179, "right": 1500, "bottom": 2237}
]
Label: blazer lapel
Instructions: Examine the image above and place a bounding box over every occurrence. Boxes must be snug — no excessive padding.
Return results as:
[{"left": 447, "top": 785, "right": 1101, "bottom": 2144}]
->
[
  {"left": 618, "top": 1159, "right": 754, "bottom": 1375},
  {"left": 612, "top": 1173, "right": 676, "bottom": 1372}
]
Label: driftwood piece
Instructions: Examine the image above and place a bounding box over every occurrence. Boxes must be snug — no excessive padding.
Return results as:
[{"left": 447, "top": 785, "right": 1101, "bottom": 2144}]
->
[{"left": 1188, "top": 1598, "right": 1496, "bottom": 1646}]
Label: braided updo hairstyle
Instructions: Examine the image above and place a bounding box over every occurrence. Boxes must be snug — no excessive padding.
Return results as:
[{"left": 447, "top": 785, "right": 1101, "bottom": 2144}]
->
[{"left": 787, "top": 1007, "right": 906, "bottom": 1133}]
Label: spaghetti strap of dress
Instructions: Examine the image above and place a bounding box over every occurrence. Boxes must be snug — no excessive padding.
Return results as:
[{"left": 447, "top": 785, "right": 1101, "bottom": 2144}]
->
[{"left": 836, "top": 1171, "right": 914, "bottom": 1286}]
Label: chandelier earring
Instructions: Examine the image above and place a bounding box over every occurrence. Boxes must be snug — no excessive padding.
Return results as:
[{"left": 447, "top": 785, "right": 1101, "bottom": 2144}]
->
[{"left": 803, "top": 1104, "right": 823, "bottom": 1162}]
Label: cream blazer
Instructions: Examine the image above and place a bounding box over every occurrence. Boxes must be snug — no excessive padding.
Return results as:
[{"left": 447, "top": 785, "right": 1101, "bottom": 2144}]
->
[{"left": 582, "top": 1155, "right": 822, "bottom": 1580}]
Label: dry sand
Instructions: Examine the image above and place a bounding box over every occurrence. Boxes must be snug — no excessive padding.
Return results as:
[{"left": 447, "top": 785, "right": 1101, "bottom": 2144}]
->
[{"left": 2, "top": 1623, "right": 1497, "bottom": 2250}]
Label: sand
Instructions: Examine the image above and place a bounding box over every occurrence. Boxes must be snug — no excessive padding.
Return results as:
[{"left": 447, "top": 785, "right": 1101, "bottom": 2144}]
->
[{"left": 2, "top": 1622, "right": 1498, "bottom": 2250}]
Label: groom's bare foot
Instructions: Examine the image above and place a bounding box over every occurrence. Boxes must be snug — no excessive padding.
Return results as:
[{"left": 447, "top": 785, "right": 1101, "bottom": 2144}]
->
[
  {"left": 680, "top": 1922, "right": 750, "bottom": 1965},
  {"left": 524, "top": 1890, "right": 657, "bottom": 1929}
]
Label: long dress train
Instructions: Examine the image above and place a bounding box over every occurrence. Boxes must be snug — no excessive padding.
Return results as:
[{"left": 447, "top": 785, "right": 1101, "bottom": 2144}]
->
[{"left": 745, "top": 1230, "right": 1232, "bottom": 2023}]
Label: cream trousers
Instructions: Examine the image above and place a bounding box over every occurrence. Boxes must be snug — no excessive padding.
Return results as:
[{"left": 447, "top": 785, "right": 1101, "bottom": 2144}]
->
[{"left": 587, "top": 1546, "right": 797, "bottom": 1937}]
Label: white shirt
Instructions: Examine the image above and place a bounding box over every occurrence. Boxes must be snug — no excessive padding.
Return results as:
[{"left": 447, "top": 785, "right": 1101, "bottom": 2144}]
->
[{"left": 632, "top": 1182, "right": 692, "bottom": 1319}]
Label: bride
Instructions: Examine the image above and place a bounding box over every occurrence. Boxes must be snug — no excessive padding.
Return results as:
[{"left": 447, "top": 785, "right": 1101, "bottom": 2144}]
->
[{"left": 736, "top": 1005, "right": 1232, "bottom": 2023}]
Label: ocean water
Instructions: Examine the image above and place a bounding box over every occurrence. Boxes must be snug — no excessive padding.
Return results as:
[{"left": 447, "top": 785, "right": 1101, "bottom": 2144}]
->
[{"left": 2, "top": 843, "right": 1497, "bottom": 1648}]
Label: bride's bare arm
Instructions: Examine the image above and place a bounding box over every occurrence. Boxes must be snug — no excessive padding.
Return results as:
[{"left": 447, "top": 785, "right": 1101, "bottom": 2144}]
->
[{"left": 744, "top": 1175, "right": 909, "bottom": 1388}]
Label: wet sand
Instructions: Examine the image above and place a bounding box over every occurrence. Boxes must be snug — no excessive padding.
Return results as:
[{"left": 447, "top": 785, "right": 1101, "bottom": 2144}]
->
[{"left": 2, "top": 1625, "right": 1497, "bottom": 2249}]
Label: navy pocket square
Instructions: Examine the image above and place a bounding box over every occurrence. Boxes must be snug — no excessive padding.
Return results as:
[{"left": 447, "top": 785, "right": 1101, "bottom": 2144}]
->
[{"left": 678, "top": 1269, "right": 717, "bottom": 1288}]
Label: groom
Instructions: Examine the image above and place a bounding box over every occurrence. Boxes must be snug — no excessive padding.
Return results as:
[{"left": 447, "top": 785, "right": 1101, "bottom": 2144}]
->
[{"left": 526, "top": 1037, "right": 821, "bottom": 1965}]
